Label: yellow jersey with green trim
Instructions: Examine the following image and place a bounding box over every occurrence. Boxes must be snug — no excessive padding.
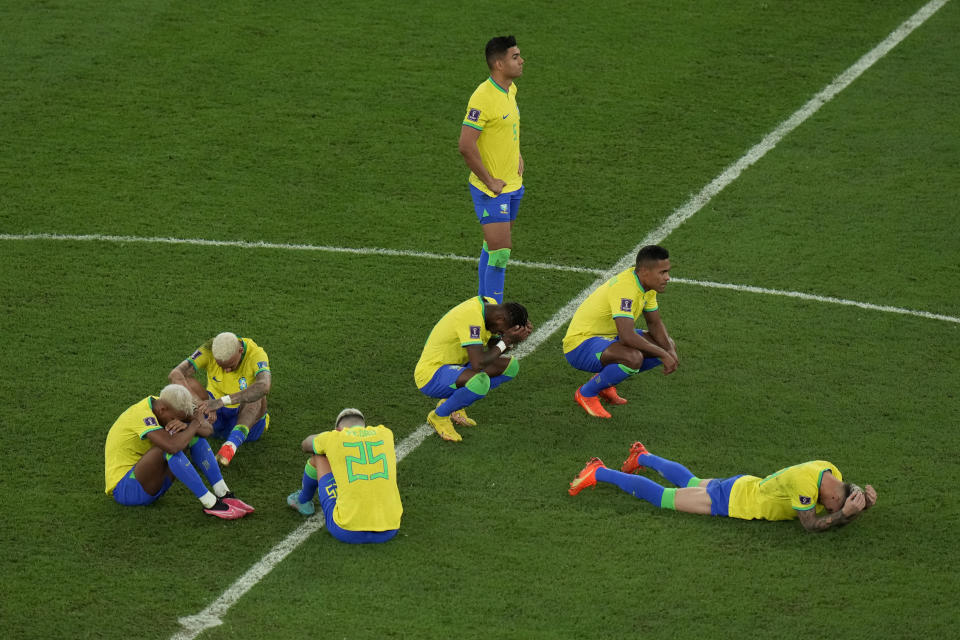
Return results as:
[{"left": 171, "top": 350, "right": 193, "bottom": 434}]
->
[
  {"left": 463, "top": 77, "right": 521, "bottom": 197},
  {"left": 414, "top": 296, "right": 495, "bottom": 388},
  {"left": 728, "top": 461, "right": 842, "bottom": 521},
  {"left": 312, "top": 425, "right": 402, "bottom": 531},
  {"left": 188, "top": 337, "right": 270, "bottom": 408},
  {"left": 104, "top": 396, "right": 164, "bottom": 495},
  {"left": 562, "top": 268, "right": 659, "bottom": 352}
]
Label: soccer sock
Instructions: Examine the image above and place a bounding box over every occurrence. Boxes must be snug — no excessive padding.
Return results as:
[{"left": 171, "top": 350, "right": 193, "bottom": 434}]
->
[
  {"left": 189, "top": 437, "right": 226, "bottom": 490},
  {"left": 477, "top": 241, "right": 490, "bottom": 298},
  {"left": 166, "top": 450, "right": 216, "bottom": 507},
  {"left": 488, "top": 357, "right": 519, "bottom": 390},
  {"left": 226, "top": 424, "right": 250, "bottom": 450},
  {"left": 298, "top": 462, "right": 319, "bottom": 504},
  {"left": 638, "top": 453, "right": 701, "bottom": 488},
  {"left": 579, "top": 363, "right": 636, "bottom": 397},
  {"left": 483, "top": 247, "right": 511, "bottom": 303},
  {"left": 596, "top": 467, "right": 671, "bottom": 508},
  {"left": 435, "top": 373, "right": 490, "bottom": 417}
]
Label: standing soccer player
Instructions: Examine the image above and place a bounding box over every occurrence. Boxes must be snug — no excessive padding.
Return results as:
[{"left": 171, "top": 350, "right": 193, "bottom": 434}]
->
[
  {"left": 562, "top": 245, "right": 678, "bottom": 418},
  {"left": 169, "top": 332, "right": 272, "bottom": 466},
  {"left": 459, "top": 35, "right": 525, "bottom": 303}
]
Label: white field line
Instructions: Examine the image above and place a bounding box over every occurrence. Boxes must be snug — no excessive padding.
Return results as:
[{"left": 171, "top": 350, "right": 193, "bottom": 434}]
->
[
  {"left": 5, "top": 232, "right": 957, "bottom": 326},
  {"left": 66, "top": 1, "right": 940, "bottom": 636},
  {"left": 0, "top": 232, "right": 606, "bottom": 276}
]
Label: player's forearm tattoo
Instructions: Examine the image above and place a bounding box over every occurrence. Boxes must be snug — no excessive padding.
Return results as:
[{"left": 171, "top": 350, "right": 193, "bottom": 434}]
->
[{"left": 801, "top": 509, "right": 849, "bottom": 532}]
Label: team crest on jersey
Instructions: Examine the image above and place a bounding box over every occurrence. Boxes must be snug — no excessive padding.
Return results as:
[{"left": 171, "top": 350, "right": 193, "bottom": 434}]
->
[
  {"left": 799, "top": 495, "right": 812, "bottom": 505},
  {"left": 239, "top": 377, "right": 248, "bottom": 390},
  {"left": 620, "top": 298, "right": 633, "bottom": 312},
  {"left": 143, "top": 416, "right": 158, "bottom": 427},
  {"left": 467, "top": 108, "right": 480, "bottom": 122},
  {"left": 469, "top": 325, "right": 481, "bottom": 340}
]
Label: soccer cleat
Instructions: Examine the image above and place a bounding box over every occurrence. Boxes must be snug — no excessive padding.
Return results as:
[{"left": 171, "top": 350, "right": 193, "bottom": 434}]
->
[
  {"left": 427, "top": 410, "right": 462, "bottom": 442},
  {"left": 203, "top": 499, "right": 245, "bottom": 520},
  {"left": 216, "top": 442, "right": 237, "bottom": 467},
  {"left": 222, "top": 492, "right": 255, "bottom": 514},
  {"left": 620, "top": 441, "right": 650, "bottom": 474},
  {"left": 569, "top": 457, "right": 606, "bottom": 496},
  {"left": 438, "top": 400, "right": 477, "bottom": 427},
  {"left": 574, "top": 388, "right": 611, "bottom": 419},
  {"left": 598, "top": 385, "right": 628, "bottom": 405},
  {"left": 287, "top": 491, "right": 315, "bottom": 516}
]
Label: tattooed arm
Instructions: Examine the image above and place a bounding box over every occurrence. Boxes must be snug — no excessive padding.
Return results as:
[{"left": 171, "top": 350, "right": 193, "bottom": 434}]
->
[{"left": 797, "top": 489, "right": 867, "bottom": 532}]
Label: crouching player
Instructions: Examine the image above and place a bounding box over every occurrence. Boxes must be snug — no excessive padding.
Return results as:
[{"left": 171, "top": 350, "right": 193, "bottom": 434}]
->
[
  {"left": 287, "top": 408, "right": 402, "bottom": 544},
  {"left": 414, "top": 296, "right": 532, "bottom": 442},
  {"left": 569, "top": 442, "right": 877, "bottom": 532},
  {"left": 104, "top": 384, "right": 255, "bottom": 519},
  {"left": 169, "top": 331, "right": 272, "bottom": 467}
]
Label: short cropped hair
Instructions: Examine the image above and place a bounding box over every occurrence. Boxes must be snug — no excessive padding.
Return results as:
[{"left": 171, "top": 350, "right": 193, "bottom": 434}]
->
[
  {"left": 485, "top": 35, "right": 517, "bottom": 68},
  {"left": 160, "top": 383, "right": 195, "bottom": 417},
  {"left": 502, "top": 301, "right": 528, "bottom": 327},
  {"left": 212, "top": 332, "right": 240, "bottom": 361},
  {"left": 635, "top": 245, "right": 669, "bottom": 268}
]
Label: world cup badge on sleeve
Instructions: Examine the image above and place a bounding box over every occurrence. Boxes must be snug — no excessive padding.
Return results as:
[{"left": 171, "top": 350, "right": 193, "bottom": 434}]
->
[{"left": 620, "top": 298, "right": 633, "bottom": 312}]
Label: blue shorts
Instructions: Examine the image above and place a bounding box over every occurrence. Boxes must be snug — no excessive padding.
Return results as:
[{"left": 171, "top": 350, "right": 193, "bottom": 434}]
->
[
  {"left": 418, "top": 364, "right": 467, "bottom": 399},
  {"left": 563, "top": 329, "right": 663, "bottom": 374},
  {"left": 209, "top": 392, "right": 269, "bottom": 440},
  {"left": 470, "top": 184, "right": 524, "bottom": 225},
  {"left": 112, "top": 468, "right": 173, "bottom": 506},
  {"left": 706, "top": 475, "right": 744, "bottom": 517},
  {"left": 318, "top": 473, "right": 398, "bottom": 544}
]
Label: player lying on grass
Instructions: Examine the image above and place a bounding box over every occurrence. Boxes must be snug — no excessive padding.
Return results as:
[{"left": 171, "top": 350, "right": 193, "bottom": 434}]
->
[
  {"left": 104, "top": 384, "right": 255, "bottom": 519},
  {"left": 414, "top": 297, "right": 532, "bottom": 442},
  {"left": 287, "top": 408, "right": 402, "bottom": 544},
  {"left": 562, "top": 245, "right": 678, "bottom": 419},
  {"left": 569, "top": 442, "right": 877, "bottom": 532},
  {"left": 169, "top": 331, "right": 272, "bottom": 467}
]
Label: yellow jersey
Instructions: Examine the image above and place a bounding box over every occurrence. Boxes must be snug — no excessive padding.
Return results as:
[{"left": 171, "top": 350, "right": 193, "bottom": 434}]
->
[
  {"left": 414, "top": 296, "right": 494, "bottom": 388},
  {"left": 188, "top": 337, "right": 270, "bottom": 408},
  {"left": 463, "top": 77, "right": 521, "bottom": 196},
  {"left": 104, "top": 396, "right": 163, "bottom": 495},
  {"left": 312, "top": 425, "right": 403, "bottom": 532},
  {"left": 563, "top": 268, "right": 659, "bottom": 353},
  {"left": 728, "top": 461, "right": 842, "bottom": 521}
]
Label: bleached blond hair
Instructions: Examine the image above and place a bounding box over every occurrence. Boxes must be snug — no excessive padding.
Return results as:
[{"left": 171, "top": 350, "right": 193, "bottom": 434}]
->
[
  {"left": 159, "top": 383, "right": 195, "bottom": 417},
  {"left": 212, "top": 332, "right": 240, "bottom": 361}
]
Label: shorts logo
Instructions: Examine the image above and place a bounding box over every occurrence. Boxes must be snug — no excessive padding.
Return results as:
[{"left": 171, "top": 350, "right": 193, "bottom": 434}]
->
[
  {"left": 191, "top": 350, "right": 202, "bottom": 359},
  {"left": 469, "top": 325, "right": 481, "bottom": 340},
  {"left": 239, "top": 377, "right": 248, "bottom": 390},
  {"left": 143, "top": 417, "right": 158, "bottom": 427},
  {"left": 799, "top": 495, "right": 811, "bottom": 505},
  {"left": 499, "top": 203, "right": 509, "bottom": 214},
  {"left": 467, "top": 108, "right": 480, "bottom": 122},
  {"left": 620, "top": 298, "right": 633, "bottom": 312}
]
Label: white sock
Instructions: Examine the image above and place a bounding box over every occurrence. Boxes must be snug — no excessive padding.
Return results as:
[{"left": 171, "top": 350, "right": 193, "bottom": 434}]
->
[
  {"left": 199, "top": 492, "right": 217, "bottom": 509},
  {"left": 212, "top": 480, "right": 229, "bottom": 498}
]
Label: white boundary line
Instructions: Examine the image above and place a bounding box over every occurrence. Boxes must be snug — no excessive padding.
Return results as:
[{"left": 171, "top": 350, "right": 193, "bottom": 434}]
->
[
  {"left": 4, "top": 233, "right": 957, "bottom": 326},
  {"left": 19, "top": 1, "right": 933, "bottom": 636}
]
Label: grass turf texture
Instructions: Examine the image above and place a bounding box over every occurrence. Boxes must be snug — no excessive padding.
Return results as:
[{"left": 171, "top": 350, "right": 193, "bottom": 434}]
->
[{"left": 2, "top": 1, "right": 959, "bottom": 638}]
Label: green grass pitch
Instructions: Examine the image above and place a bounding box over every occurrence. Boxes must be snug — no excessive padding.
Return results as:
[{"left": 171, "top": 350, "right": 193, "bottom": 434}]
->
[{"left": 1, "top": 1, "right": 958, "bottom": 638}]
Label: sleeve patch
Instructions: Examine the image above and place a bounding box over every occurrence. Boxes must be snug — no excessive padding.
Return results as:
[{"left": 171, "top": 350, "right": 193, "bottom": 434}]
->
[
  {"left": 190, "top": 349, "right": 202, "bottom": 360},
  {"left": 469, "top": 325, "right": 481, "bottom": 340},
  {"left": 620, "top": 298, "right": 633, "bottom": 312},
  {"left": 467, "top": 108, "right": 481, "bottom": 122},
  {"left": 798, "top": 495, "right": 812, "bottom": 505},
  {"left": 143, "top": 416, "right": 158, "bottom": 427}
]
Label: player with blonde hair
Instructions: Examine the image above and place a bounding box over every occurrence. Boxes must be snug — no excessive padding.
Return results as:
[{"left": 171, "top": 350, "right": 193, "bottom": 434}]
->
[
  {"left": 169, "top": 331, "right": 272, "bottom": 466},
  {"left": 104, "top": 384, "right": 254, "bottom": 519}
]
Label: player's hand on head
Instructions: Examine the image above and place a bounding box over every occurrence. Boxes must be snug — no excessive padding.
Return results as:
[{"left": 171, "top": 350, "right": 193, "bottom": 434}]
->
[
  {"left": 863, "top": 485, "right": 877, "bottom": 509},
  {"left": 842, "top": 488, "right": 866, "bottom": 516}
]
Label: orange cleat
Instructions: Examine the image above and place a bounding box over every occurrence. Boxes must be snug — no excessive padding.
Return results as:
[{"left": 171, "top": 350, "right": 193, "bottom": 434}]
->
[
  {"left": 216, "top": 442, "right": 237, "bottom": 467},
  {"left": 574, "top": 389, "right": 611, "bottom": 419},
  {"left": 569, "top": 457, "right": 606, "bottom": 496},
  {"left": 620, "top": 441, "right": 649, "bottom": 474},
  {"left": 598, "top": 386, "right": 628, "bottom": 405}
]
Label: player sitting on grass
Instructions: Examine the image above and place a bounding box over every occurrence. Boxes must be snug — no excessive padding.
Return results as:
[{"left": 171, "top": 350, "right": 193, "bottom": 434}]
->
[
  {"left": 414, "top": 297, "right": 532, "bottom": 442},
  {"left": 287, "top": 408, "right": 402, "bottom": 544},
  {"left": 104, "top": 384, "right": 255, "bottom": 519},
  {"left": 169, "top": 331, "right": 272, "bottom": 467},
  {"left": 562, "top": 245, "right": 678, "bottom": 419},
  {"left": 569, "top": 442, "right": 877, "bottom": 532}
]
